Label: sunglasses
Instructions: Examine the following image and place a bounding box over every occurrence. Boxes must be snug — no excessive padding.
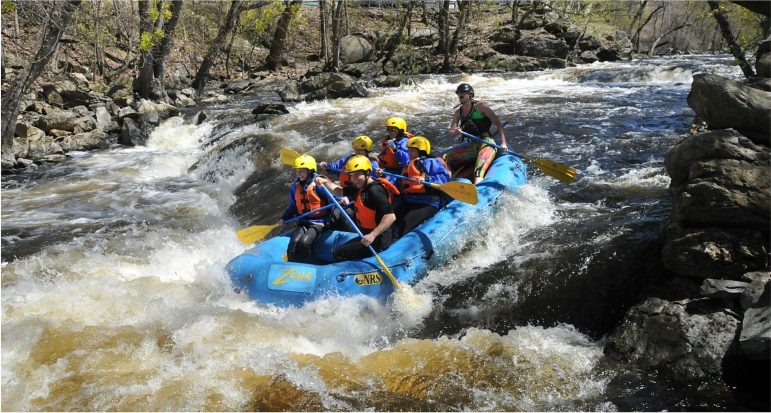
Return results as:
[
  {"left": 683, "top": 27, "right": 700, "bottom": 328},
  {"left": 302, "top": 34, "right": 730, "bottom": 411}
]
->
[{"left": 386, "top": 127, "right": 399, "bottom": 132}]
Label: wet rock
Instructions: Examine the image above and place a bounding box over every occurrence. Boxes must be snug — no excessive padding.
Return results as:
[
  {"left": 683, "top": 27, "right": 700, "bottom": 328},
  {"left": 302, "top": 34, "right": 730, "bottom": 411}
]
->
[
  {"left": 699, "top": 279, "right": 749, "bottom": 299},
  {"left": 664, "top": 130, "right": 770, "bottom": 230},
  {"left": 34, "top": 109, "right": 80, "bottom": 132},
  {"left": 94, "top": 106, "right": 112, "bottom": 132},
  {"left": 223, "top": 79, "right": 255, "bottom": 94},
  {"left": 516, "top": 32, "right": 570, "bottom": 58},
  {"left": 605, "top": 297, "right": 740, "bottom": 381},
  {"left": 578, "top": 50, "right": 598, "bottom": 63},
  {"left": 340, "top": 62, "right": 382, "bottom": 78},
  {"left": 756, "top": 51, "right": 770, "bottom": 78},
  {"left": 117, "top": 106, "right": 139, "bottom": 121},
  {"left": 252, "top": 102, "right": 289, "bottom": 116},
  {"left": 107, "top": 84, "right": 134, "bottom": 107},
  {"left": 190, "top": 110, "right": 207, "bottom": 126},
  {"left": 72, "top": 129, "right": 109, "bottom": 151},
  {"left": 120, "top": 118, "right": 144, "bottom": 146},
  {"left": 739, "top": 280, "right": 770, "bottom": 360},
  {"left": 661, "top": 224, "right": 768, "bottom": 279},
  {"left": 596, "top": 39, "right": 633, "bottom": 61},
  {"left": 687, "top": 74, "right": 771, "bottom": 146},
  {"left": 741, "top": 271, "right": 771, "bottom": 310},
  {"left": 279, "top": 72, "right": 368, "bottom": 102}
]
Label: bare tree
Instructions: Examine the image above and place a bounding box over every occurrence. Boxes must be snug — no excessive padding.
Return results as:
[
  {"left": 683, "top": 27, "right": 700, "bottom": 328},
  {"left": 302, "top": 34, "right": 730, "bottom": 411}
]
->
[
  {"left": 708, "top": 0, "right": 756, "bottom": 78},
  {"left": 155, "top": 0, "right": 184, "bottom": 99},
  {"left": 647, "top": 2, "right": 697, "bottom": 57},
  {"left": 379, "top": 0, "right": 417, "bottom": 70},
  {"left": 192, "top": 0, "right": 245, "bottom": 94},
  {"left": 267, "top": 0, "right": 302, "bottom": 71},
  {"left": 136, "top": 0, "right": 154, "bottom": 100},
  {"left": 192, "top": 0, "right": 268, "bottom": 94},
  {"left": 319, "top": 0, "right": 331, "bottom": 65},
  {"left": 442, "top": 0, "right": 470, "bottom": 73},
  {"left": 1, "top": 0, "right": 82, "bottom": 165},
  {"left": 136, "top": 0, "right": 184, "bottom": 101},
  {"left": 328, "top": 0, "right": 346, "bottom": 72}
]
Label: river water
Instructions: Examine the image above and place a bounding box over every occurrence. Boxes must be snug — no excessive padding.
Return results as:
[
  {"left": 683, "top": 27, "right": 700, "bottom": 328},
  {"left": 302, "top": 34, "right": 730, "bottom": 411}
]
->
[{"left": 2, "top": 55, "right": 761, "bottom": 411}]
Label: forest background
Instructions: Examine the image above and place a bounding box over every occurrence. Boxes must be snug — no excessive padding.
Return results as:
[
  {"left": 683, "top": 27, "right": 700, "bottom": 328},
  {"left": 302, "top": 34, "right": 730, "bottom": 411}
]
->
[{"left": 1, "top": 0, "right": 768, "bottom": 164}]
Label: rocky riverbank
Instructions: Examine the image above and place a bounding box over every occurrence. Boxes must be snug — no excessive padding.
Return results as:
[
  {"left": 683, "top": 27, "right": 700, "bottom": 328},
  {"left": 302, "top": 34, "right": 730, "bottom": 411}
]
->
[
  {"left": 605, "top": 38, "right": 770, "bottom": 399},
  {"left": 2, "top": 4, "right": 636, "bottom": 173}
]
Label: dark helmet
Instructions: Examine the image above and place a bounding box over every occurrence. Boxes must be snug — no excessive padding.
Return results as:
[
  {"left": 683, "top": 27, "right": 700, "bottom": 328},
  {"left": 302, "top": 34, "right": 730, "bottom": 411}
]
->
[{"left": 456, "top": 83, "right": 474, "bottom": 96}]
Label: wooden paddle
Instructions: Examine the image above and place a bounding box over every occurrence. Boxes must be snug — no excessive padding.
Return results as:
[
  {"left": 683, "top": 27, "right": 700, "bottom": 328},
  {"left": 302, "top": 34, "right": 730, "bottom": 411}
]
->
[
  {"left": 236, "top": 204, "right": 336, "bottom": 244},
  {"left": 281, "top": 148, "right": 478, "bottom": 204},
  {"left": 459, "top": 131, "right": 577, "bottom": 184},
  {"left": 315, "top": 182, "right": 401, "bottom": 290}
]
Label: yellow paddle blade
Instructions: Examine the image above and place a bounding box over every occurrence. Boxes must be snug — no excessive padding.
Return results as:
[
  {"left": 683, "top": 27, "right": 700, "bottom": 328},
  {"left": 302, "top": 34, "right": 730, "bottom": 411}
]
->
[
  {"left": 280, "top": 148, "right": 300, "bottom": 166},
  {"left": 236, "top": 223, "right": 279, "bottom": 244},
  {"left": 524, "top": 157, "right": 578, "bottom": 184},
  {"left": 430, "top": 181, "right": 478, "bottom": 205}
]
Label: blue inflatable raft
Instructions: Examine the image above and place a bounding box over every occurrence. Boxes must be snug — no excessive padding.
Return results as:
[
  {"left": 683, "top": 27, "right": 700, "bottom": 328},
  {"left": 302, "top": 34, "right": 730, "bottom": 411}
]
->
[{"left": 226, "top": 153, "right": 528, "bottom": 307}]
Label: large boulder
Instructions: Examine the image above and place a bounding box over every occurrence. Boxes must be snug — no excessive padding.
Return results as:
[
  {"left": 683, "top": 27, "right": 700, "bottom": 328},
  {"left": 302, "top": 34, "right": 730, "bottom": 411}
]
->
[
  {"left": 605, "top": 296, "right": 741, "bottom": 381},
  {"left": 664, "top": 129, "right": 770, "bottom": 230},
  {"left": 596, "top": 34, "right": 633, "bottom": 61},
  {"left": 661, "top": 223, "right": 768, "bottom": 279},
  {"left": 739, "top": 280, "right": 770, "bottom": 360},
  {"left": 687, "top": 74, "right": 771, "bottom": 146},
  {"left": 279, "top": 72, "right": 368, "bottom": 102},
  {"left": 516, "top": 31, "right": 570, "bottom": 58},
  {"left": 34, "top": 109, "right": 80, "bottom": 132},
  {"left": 340, "top": 34, "right": 374, "bottom": 64}
]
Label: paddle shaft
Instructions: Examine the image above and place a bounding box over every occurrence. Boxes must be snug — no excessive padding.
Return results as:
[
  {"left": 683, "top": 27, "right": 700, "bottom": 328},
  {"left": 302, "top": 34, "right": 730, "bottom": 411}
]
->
[
  {"left": 316, "top": 182, "right": 400, "bottom": 289},
  {"left": 283, "top": 203, "right": 337, "bottom": 224},
  {"left": 326, "top": 166, "right": 429, "bottom": 187},
  {"left": 437, "top": 120, "right": 508, "bottom": 158},
  {"left": 325, "top": 166, "right": 476, "bottom": 204},
  {"left": 459, "top": 130, "right": 525, "bottom": 158}
]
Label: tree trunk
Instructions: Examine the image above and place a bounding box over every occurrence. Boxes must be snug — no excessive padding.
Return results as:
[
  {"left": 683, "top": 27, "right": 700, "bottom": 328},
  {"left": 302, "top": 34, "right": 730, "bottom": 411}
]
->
[
  {"left": 707, "top": 0, "right": 756, "bottom": 78},
  {"left": 380, "top": 0, "right": 416, "bottom": 70},
  {"left": 151, "top": 0, "right": 184, "bottom": 102},
  {"left": 319, "top": 0, "right": 330, "bottom": 65},
  {"left": 192, "top": 0, "right": 245, "bottom": 95},
  {"left": 437, "top": 0, "right": 450, "bottom": 54},
  {"left": 267, "top": 0, "right": 302, "bottom": 71},
  {"left": 1, "top": 0, "right": 82, "bottom": 165},
  {"left": 628, "top": 0, "right": 648, "bottom": 53},
  {"left": 330, "top": 0, "right": 345, "bottom": 72},
  {"left": 511, "top": 0, "right": 520, "bottom": 24},
  {"left": 511, "top": 1, "right": 535, "bottom": 58},
  {"left": 442, "top": 0, "right": 470, "bottom": 73},
  {"left": 137, "top": 0, "right": 154, "bottom": 99},
  {"left": 632, "top": 3, "right": 664, "bottom": 53}
]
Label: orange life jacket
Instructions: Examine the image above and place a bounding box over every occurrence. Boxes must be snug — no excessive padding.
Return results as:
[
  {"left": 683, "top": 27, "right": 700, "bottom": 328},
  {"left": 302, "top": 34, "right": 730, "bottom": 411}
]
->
[
  {"left": 379, "top": 132, "right": 413, "bottom": 169},
  {"left": 294, "top": 175, "right": 329, "bottom": 219},
  {"left": 400, "top": 156, "right": 449, "bottom": 195},
  {"left": 354, "top": 178, "right": 400, "bottom": 230}
]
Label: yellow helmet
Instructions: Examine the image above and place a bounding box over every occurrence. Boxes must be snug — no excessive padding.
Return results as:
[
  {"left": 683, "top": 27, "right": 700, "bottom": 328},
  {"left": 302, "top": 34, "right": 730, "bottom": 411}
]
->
[
  {"left": 406, "top": 136, "right": 431, "bottom": 154},
  {"left": 352, "top": 135, "right": 373, "bottom": 151},
  {"left": 293, "top": 154, "right": 317, "bottom": 172},
  {"left": 345, "top": 155, "right": 373, "bottom": 174},
  {"left": 385, "top": 117, "right": 407, "bottom": 132}
]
